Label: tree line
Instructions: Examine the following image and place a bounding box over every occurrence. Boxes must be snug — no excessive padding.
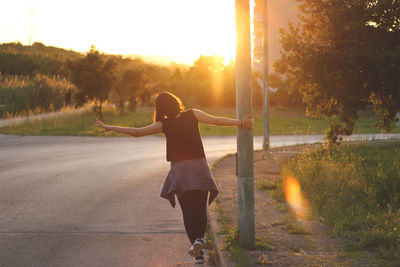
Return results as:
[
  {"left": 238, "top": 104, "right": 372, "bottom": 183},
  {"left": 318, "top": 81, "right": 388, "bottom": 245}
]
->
[
  {"left": 0, "top": 42, "right": 300, "bottom": 119},
  {"left": 66, "top": 46, "right": 302, "bottom": 118}
]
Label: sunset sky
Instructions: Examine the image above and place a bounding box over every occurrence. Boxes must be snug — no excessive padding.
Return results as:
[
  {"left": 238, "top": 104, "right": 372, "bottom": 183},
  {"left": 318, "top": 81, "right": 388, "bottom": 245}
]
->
[{"left": 0, "top": 0, "right": 298, "bottom": 66}]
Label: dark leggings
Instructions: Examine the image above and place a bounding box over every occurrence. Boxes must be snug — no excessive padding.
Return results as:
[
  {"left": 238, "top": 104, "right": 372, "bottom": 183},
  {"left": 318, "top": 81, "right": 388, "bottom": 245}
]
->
[{"left": 177, "top": 190, "right": 208, "bottom": 244}]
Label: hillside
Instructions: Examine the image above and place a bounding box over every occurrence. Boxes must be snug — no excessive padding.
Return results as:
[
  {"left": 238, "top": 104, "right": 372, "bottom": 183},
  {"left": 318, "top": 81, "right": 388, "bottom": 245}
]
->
[{"left": 0, "top": 42, "right": 83, "bottom": 76}]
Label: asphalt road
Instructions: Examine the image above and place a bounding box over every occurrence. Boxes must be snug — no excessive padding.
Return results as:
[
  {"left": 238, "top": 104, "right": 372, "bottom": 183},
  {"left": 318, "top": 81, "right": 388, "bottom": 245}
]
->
[
  {"left": 1, "top": 133, "right": 399, "bottom": 267},
  {"left": 0, "top": 135, "right": 243, "bottom": 267}
]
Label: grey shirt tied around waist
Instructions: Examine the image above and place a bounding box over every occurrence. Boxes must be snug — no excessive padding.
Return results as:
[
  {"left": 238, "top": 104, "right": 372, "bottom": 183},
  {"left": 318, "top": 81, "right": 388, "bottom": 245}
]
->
[{"left": 160, "top": 157, "right": 219, "bottom": 208}]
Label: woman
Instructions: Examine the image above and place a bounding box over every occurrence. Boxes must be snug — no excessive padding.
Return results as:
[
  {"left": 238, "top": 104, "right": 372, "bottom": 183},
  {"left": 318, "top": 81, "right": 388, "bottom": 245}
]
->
[{"left": 96, "top": 91, "right": 253, "bottom": 264}]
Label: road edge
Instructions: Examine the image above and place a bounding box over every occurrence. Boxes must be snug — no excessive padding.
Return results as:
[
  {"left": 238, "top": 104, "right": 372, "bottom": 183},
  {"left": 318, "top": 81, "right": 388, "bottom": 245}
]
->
[{"left": 207, "top": 206, "right": 236, "bottom": 267}]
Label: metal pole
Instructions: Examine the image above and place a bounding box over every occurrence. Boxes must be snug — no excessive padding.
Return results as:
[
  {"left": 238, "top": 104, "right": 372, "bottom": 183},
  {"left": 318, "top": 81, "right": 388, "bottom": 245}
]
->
[
  {"left": 263, "top": 0, "right": 270, "bottom": 150},
  {"left": 235, "top": 0, "right": 255, "bottom": 249}
]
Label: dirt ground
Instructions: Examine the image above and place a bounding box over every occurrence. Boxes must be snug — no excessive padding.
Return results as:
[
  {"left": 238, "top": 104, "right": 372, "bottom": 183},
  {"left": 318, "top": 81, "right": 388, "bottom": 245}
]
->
[{"left": 209, "top": 145, "right": 379, "bottom": 267}]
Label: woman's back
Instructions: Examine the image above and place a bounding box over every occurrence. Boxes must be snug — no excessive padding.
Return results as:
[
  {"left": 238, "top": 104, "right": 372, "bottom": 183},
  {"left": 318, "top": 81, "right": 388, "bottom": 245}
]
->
[{"left": 162, "top": 109, "right": 205, "bottom": 162}]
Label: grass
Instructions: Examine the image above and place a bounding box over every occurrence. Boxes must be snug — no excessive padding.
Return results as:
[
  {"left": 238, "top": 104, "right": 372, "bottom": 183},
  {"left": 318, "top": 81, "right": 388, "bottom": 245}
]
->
[
  {"left": 205, "top": 223, "right": 218, "bottom": 265},
  {"left": 275, "top": 142, "right": 400, "bottom": 264},
  {"left": 272, "top": 218, "right": 312, "bottom": 235},
  {"left": 255, "top": 237, "right": 275, "bottom": 251},
  {"left": 283, "top": 223, "right": 313, "bottom": 235},
  {"left": 0, "top": 105, "right": 155, "bottom": 136},
  {"left": 1, "top": 105, "right": 399, "bottom": 136},
  {"left": 256, "top": 179, "right": 278, "bottom": 191},
  {"left": 214, "top": 203, "right": 245, "bottom": 266}
]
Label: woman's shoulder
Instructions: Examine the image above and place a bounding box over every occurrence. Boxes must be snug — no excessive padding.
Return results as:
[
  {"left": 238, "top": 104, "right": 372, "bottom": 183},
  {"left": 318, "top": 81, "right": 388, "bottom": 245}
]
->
[
  {"left": 182, "top": 109, "right": 194, "bottom": 115},
  {"left": 181, "top": 109, "right": 198, "bottom": 121}
]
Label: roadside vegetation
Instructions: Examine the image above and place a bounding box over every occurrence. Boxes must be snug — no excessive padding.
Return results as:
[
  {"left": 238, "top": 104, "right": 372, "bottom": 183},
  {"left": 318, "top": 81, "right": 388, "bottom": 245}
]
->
[
  {"left": 274, "top": 142, "right": 400, "bottom": 265},
  {"left": 1, "top": 38, "right": 399, "bottom": 141},
  {"left": 0, "top": 73, "right": 74, "bottom": 117},
  {"left": 1, "top": 105, "right": 399, "bottom": 136}
]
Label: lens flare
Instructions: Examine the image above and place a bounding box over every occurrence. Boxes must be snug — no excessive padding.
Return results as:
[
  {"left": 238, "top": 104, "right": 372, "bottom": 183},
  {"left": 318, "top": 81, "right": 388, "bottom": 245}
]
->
[{"left": 284, "top": 176, "right": 309, "bottom": 219}]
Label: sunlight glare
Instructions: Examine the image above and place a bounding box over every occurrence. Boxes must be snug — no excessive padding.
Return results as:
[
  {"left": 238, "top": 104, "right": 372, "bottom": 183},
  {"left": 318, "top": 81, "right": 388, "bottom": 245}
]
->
[{"left": 284, "top": 176, "right": 309, "bottom": 219}]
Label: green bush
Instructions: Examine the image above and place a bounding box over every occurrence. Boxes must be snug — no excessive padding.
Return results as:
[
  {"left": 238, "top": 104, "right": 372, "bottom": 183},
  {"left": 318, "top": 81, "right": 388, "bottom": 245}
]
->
[
  {"left": 0, "top": 74, "right": 73, "bottom": 117},
  {"left": 278, "top": 143, "right": 400, "bottom": 261},
  {"left": 0, "top": 87, "right": 29, "bottom": 115}
]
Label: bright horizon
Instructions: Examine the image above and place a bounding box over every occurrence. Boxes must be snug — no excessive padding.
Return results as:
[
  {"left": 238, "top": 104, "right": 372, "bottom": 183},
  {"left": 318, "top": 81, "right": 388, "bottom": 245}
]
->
[
  {"left": 1, "top": 0, "right": 239, "bottom": 65},
  {"left": 1, "top": 1, "right": 299, "bottom": 67}
]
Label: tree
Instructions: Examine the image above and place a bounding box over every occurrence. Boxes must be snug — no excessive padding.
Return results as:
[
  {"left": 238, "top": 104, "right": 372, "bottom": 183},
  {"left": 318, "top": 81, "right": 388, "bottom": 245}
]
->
[
  {"left": 221, "top": 62, "right": 236, "bottom": 107},
  {"left": 275, "top": 0, "right": 400, "bottom": 143},
  {"left": 69, "top": 46, "right": 116, "bottom": 118},
  {"left": 184, "top": 55, "right": 229, "bottom": 106},
  {"left": 121, "top": 68, "right": 146, "bottom": 112},
  {"left": 113, "top": 76, "right": 128, "bottom": 112},
  {"left": 268, "top": 73, "right": 303, "bottom": 107}
]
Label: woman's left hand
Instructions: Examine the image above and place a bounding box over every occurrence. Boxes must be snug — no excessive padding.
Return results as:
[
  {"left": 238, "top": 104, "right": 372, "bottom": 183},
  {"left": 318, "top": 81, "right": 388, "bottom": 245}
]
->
[
  {"left": 241, "top": 114, "right": 254, "bottom": 129},
  {"left": 96, "top": 119, "right": 111, "bottom": 133}
]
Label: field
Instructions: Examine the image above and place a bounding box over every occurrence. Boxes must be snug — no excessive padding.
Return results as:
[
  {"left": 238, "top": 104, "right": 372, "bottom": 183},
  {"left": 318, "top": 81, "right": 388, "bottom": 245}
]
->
[{"left": 0, "top": 105, "right": 399, "bottom": 136}]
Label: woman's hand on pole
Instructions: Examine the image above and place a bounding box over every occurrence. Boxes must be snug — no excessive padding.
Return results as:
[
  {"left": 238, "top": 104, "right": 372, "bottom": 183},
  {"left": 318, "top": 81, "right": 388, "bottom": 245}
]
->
[
  {"left": 240, "top": 114, "right": 254, "bottom": 129},
  {"left": 96, "top": 119, "right": 111, "bottom": 133}
]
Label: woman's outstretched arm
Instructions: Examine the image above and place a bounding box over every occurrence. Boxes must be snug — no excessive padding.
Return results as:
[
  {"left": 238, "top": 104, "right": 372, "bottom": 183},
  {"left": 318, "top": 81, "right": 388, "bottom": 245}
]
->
[
  {"left": 192, "top": 109, "right": 253, "bottom": 128},
  {"left": 95, "top": 119, "right": 162, "bottom": 137}
]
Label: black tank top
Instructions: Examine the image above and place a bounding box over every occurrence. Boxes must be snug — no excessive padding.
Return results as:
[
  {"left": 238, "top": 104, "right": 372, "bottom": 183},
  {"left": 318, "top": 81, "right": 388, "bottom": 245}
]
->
[{"left": 161, "top": 109, "right": 206, "bottom": 162}]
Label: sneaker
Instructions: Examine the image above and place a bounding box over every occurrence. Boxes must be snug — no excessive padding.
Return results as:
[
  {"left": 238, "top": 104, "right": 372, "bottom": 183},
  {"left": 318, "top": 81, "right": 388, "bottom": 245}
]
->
[
  {"left": 188, "top": 237, "right": 204, "bottom": 257},
  {"left": 194, "top": 250, "right": 204, "bottom": 264}
]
